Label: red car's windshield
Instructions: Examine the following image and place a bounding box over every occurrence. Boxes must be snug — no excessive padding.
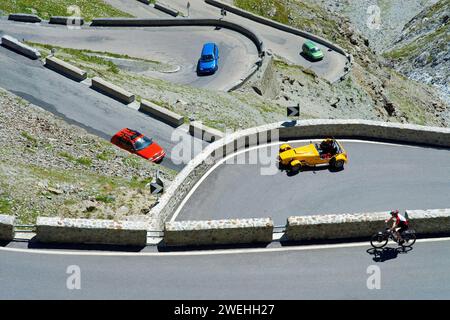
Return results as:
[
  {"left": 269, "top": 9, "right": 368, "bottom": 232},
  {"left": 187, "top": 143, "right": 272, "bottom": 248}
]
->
[{"left": 133, "top": 136, "right": 153, "bottom": 151}]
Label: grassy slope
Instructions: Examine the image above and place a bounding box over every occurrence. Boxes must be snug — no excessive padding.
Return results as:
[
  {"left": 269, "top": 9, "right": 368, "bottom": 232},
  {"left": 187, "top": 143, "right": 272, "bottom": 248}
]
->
[
  {"left": 0, "top": 89, "right": 176, "bottom": 224},
  {"left": 0, "top": 0, "right": 133, "bottom": 21}
]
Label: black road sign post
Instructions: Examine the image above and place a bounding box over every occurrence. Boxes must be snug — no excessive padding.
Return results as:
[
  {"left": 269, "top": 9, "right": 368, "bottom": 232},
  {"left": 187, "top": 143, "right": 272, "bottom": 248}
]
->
[
  {"left": 287, "top": 104, "right": 300, "bottom": 126},
  {"left": 221, "top": 8, "right": 227, "bottom": 18},
  {"left": 287, "top": 104, "right": 300, "bottom": 118},
  {"left": 150, "top": 169, "right": 164, "bottom": 196},
  {"left": 187, "top": 2, "right": 190, "bottom": 17}
]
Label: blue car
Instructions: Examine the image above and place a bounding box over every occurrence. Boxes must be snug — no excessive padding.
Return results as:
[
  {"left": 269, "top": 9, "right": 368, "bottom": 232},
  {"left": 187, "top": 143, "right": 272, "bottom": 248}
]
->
[{"left": 197, "top": 43, "right": 219, "bottom": 75}]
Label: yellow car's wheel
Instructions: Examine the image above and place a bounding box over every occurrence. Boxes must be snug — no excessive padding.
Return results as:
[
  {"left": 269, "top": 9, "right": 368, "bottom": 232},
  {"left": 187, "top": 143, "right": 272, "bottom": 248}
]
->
[
  {"left": 331, "top": 159, "right": 345, "bottom": 170},
  {"left": 291, "top": 160, "right": 302, "bottom": 171},
  {"left": 279, "top": 144, "right": 292, "bottom": 152}
]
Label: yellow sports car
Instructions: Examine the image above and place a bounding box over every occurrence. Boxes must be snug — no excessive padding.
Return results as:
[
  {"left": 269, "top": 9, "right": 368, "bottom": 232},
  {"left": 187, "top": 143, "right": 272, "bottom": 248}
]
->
[{"left": 278, "top": 138, "right": 348, "bottom": 171}]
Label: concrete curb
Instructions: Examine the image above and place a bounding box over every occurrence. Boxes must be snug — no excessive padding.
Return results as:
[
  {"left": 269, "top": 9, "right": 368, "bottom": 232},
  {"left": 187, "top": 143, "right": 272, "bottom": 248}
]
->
[
  {"left": 8, "top": 13, "right": 42, "bottom": 23},
  {"left": 35, "top": 217, "right": 148, "bottom": 246},
  {"left": 164, "top": 218, "right": 274, "bottom": 246},
  {"left": 0, "top": 214, "right": 15, "bottom": 241},
  {"left": 49, "top": 16, "right": 84, "bottom": 26},
  {"left": 91, "top": 77, "right": 135, "bottom": 104},
  {"left": 150, "top": 120, "right": 450, "bottom": 229},
  {"left": 139, "top": 99, "right": 184, "bottom": 127},
  {"left": 0, "top": 35, "right": 41, "bottom": 60},
  {"left": 45, "top": 56, "right": 88, "bottom": 82},
  {"left": 285, "top": 209, "right": 450, "bottom": 241},
  {"left": 189, "top": 121, "right": 224, "bottom": 142},
  {"left": 154, "top": 2, "right": 179, "bottom": 17}
]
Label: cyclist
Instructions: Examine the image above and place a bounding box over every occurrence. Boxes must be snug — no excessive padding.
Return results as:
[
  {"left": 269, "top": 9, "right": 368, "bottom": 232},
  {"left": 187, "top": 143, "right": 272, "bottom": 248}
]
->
[{"left": 385, "top": 210, "right": 409, "bottom": 244}]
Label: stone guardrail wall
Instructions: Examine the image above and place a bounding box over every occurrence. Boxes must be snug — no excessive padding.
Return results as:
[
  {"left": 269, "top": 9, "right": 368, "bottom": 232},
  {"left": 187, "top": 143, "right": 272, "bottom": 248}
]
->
[
  {"left": 8, "top": 14, "right": 42, "bottom": 23},
  {"left": 405, "top": 209, "right": 450, "bottom": 235},
  {"left": 286, "top": 209, "right": 450, "bottom": 241},
  {"left": 139, "top": 99, "right": 184, "bottom": 127},
  {"left": 0, "top": 35, "right": 41, "bottom": 60},
  {"left": 189, "top": 121, "right": 225, "bottom": 142},
  {"left": 45, "top": 56, "right": 88, "bottom": 82},
  {"left": 36, "top": 217, "right": 148, "bottom": 246},
  {"left": 149, "top": 119, "right": 450, "bottom": 229},
  {"left": 49, "top": 16, "right": 84, "bottom": 26},
  {"left": 155, "top": 2, "right": 180, "bottom": 17},
  {"left": 91, "top": 77, "right": 135, "bottom": 104},
  {"left": 0, "top": 214, "right": 15, "bottom": 241},
  {"left": 164, "top": 218, "right": 274, "bottom": 246}
]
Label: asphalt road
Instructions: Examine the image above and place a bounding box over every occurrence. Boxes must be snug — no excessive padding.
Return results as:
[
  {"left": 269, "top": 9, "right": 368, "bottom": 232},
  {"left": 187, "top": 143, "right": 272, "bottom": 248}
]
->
[
  {"left": 0, "top": 45, "right": 205, "bottom": 171},
  {"left": 167, "top": 0, "right": 348, "bottom": 82},
  {"left": 0, "top": 19, "right": 259, "bottom": 91},
  {"left": 176, "top": 141, "right": 450, "bottom": 224},
  {"left": 1, "top": 239, "right": 449, "bottom": 299}
]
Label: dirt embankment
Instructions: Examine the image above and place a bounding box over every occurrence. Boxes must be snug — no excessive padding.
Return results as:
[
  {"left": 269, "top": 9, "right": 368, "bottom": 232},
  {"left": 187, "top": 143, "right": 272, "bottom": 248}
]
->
[{"left": 0, "top": 88, "right": 175, "bottom": 224}]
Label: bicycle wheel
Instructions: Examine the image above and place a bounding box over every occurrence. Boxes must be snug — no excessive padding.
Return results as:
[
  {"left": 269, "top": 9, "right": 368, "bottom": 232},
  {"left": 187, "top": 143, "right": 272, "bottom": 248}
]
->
[
  {"left": 401, "top": 231, "right": 416, "bottom": 247},
  {"left": 370, "top": 233, "right": 388, "bottom": 248}
]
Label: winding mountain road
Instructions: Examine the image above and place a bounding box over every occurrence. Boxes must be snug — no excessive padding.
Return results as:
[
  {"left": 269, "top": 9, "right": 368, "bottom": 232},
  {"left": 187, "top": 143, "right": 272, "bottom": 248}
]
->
[{"left": 175, "top": 140, "right": 450, "bottom": 224}]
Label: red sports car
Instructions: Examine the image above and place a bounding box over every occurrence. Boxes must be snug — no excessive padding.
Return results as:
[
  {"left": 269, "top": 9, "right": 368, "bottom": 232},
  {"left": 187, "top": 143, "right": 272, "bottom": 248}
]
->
[{"left": 111, "top": 128, "right": 166, "bottom": 163}]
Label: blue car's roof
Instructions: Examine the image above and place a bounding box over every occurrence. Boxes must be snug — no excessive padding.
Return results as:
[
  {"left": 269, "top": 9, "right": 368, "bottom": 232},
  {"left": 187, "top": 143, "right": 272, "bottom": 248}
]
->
[{"left": 201, "top": 43, "right": 216, "bottom": 55}]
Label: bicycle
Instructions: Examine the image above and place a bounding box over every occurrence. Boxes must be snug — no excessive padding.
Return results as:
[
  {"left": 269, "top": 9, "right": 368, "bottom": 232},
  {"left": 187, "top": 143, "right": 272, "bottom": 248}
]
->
[{"left": 370, "top": 223, "right": 416, "bottom": 248}]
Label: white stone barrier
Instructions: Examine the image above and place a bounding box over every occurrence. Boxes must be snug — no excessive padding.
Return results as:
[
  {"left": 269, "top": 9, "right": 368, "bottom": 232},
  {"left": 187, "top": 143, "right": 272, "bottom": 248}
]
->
[
  {"left": 285, "top": 209, "right": 450, "bottom": 241},
  {"left": 91, "top": 77, "right": 135, "bottom": 104},
  {"left": 0, "top": 214, "right": 15, "bottom": 241},
  {"left": 189, "top": 121, "right": 224, "bottom": 143},
  {"left": 164, "top": 218, "right": 274, "bottom": 246},
  {"left": 139, "top": 99, "right": 184, "bottom": 127},
  {"left": 0, "top": 35, "right": 41, "bottom": 60},
  {"left": 45, "top": 56, "right": 88, "bottom": 81},
  {"left": 36, "top": 217, "right": 148, "bottom": 246}
]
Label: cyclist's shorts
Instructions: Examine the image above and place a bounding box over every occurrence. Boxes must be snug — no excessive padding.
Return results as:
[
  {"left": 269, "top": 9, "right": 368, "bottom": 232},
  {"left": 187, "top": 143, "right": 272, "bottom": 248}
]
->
[{"left": 397, "top": 222, "right": 409, "bottom": 233}]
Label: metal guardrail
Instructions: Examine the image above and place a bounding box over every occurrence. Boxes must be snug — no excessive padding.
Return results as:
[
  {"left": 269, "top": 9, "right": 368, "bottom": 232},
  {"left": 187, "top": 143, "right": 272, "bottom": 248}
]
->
[
  {"left": 14, "top": 225, "right": 36, "bottom": 233},
  {"left": 273, "top": 225, "right": 286, "bottom": 234}
]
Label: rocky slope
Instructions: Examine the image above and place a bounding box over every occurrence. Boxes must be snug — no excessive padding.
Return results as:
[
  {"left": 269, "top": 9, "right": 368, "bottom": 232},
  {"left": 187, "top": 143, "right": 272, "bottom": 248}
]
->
[
  {"left": 233, "top": 0, "right": 449, "bottom": 126},
  {"left": 0, "top": 88, "right": 175, "bottom": 224},
  {"left": 384, "top": 0, "right": 449, "bottom": 104},
  {"left": 316, "top": 0, "right": 440, "bottom": 53}
]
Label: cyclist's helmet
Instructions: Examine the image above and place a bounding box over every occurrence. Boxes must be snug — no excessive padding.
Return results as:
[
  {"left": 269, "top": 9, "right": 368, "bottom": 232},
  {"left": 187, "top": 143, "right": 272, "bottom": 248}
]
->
[{"left": 390, "top": 210, "right": 399, "bottom": 216}]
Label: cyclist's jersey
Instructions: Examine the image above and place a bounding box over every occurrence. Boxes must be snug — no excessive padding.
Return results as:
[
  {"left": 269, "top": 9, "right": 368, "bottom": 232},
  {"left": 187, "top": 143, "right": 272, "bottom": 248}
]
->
[{"left": 396, "top": 214, "right": 409, "bottom": 226}]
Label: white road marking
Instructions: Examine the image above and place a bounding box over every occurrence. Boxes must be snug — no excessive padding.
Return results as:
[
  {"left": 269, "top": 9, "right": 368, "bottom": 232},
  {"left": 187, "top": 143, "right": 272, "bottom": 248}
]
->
[
  {"left": 1, "top": 237, "right": 449, "bottom": 257},
  {"left": 170, "top": 139, "right": 426, "bottom": 221}
]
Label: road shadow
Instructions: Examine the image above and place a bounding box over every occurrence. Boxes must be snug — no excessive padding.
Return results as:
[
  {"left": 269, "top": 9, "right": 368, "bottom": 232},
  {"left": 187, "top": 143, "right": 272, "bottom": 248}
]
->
[
  {"left": 0, "top": 240, "right": 11, "bottom": 247},
  {"left": 367, "top": 246, "right": 413, "bottom": 262},
  {"left": 196, "top": 61, "right": 218, "bottom": 77},
  {"left": 157, "top": 241, "right": 271, "bottom": 252},
  {"left": 278, "top": 163, "right": 342, "bottom": 177},
  {"left": 299, "top": 51, "right": 323, "bottom": 62},
  {"left": 279, "top": 235, "right": 370, "bottom": 246},
  {"left": 27, "top": 237, "right": 146, "bottom": 252}
]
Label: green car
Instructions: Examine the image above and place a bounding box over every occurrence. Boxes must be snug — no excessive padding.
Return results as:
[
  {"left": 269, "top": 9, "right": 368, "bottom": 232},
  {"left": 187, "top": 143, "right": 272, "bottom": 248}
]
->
[{"left": 302, "top": 40, "right": 324, "bottom": 61}]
